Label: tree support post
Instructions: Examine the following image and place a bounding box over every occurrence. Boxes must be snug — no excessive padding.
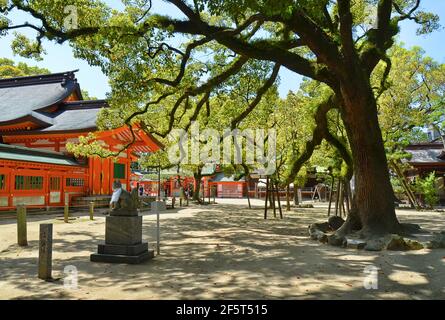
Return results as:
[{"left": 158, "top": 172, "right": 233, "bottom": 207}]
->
[
  {"left": 286, "top": 184, "right": 291, "bottom": 211},
  {"left": 156, "top": 208, "right": 160, "bottom": 255},
  {"left": 276, "top": 183, "right": 283, "bottom": 219},
  {"left": 328, "top": 177, "right": 334, "bottom": 217},
  {"left": 264, "top": 176, "right": 269, "bottom": 219}
]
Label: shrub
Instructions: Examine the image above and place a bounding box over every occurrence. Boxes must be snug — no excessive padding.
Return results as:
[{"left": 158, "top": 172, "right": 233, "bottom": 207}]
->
[{"left": 415, "top": 172, "right": 440, "bottom": 209}]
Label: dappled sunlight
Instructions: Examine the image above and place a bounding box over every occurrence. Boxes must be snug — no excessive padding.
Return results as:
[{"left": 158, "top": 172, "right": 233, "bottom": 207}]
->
[
  {"left": 0, "top": 201, "right": 444, "bottom": 299},
  {"left": 388, "top": 270, "right": 429, "bottom": 285}
]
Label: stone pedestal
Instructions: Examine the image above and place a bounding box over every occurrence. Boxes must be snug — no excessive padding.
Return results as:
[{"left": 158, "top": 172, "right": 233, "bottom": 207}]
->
[{"left": 91, "top": 215, "right": 154, "bottom": 264}]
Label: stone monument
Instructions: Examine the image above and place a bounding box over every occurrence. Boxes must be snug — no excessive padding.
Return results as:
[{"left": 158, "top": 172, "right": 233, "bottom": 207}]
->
[{"left": 90, "top": 181, "right": 154, "bottom": 264}]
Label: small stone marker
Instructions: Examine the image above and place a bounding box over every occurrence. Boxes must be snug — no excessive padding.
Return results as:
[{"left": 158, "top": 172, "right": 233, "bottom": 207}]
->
[
  {"left": 38, "top": 224, "right": 53, "bottom": 280},
  {"left": 17, "top": 205, "right": 28, "bottom": 246}
]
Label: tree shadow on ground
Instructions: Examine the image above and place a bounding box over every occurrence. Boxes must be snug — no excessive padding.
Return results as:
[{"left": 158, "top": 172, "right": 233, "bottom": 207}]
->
[{"left": 0, "top": 203, "right": 444, "bottom": 299}]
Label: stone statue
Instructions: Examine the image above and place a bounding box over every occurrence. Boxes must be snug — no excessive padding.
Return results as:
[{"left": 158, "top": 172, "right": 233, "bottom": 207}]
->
[
  {"left": 109, "top": 180, "right": 139, "bottom": 216},
  {"left": 91, "top": 180, "right": 153, "bottom": 264}
]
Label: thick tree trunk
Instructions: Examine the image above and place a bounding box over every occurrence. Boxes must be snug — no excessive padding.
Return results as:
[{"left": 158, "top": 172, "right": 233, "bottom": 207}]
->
[{"left": 338, "top": 80, "right": 401, "bottom": 237}]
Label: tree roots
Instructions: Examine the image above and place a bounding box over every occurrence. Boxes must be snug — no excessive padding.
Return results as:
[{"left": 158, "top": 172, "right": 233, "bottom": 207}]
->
[{"left": 308, "top": 218, "right": 444, "bottom": 251}]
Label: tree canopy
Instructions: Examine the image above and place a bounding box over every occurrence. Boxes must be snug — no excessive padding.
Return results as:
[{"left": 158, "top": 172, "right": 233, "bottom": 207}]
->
[{"left": 0, "top": 0, "right": 441, "bottom": 239}]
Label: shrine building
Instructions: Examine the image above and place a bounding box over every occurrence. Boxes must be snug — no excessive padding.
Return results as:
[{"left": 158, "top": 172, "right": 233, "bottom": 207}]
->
[{"left": 0, "top": 70, "right": 162, "bottom": 210}]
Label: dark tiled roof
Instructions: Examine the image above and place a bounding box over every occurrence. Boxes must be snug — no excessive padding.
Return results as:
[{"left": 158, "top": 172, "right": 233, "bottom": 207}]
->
[
  {"left": 0, "top": 100, "right": 108, "bottom": 135},
  {"left": 406, "top": 141, "right": 444, "bottom": 150},
  {"left": 37, "top": 101, "right": 106, "bottom": 133},
  {"left": 406, "top": 148, "right": 445, "bottom": 164},
  {"left": 0, "top": 143, "right": 82, "bottom": 166},
  {"left": 0, "top": 71, "right": 82, "bottom": 124}
]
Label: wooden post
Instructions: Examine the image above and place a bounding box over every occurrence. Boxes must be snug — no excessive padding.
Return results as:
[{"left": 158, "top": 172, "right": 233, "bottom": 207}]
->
[
  {"left": 327, "top": 177, "right": 334, "bottom": 217},
  {"left": 264, "top": 177, "right": 269, "bottom": 219},
  {"left": 89, "top": 201, "right": 95, "bottom": 220},
  {"left": 335, "top": 180, "right": 341, "bottom": 216},
  {"left": 17, "top": 205, "right": 28, "bottom": 246},
  {"left": 344, "top": 181, "right": 351, "bottom": 215},
  {"left": 64, "top": 193, "right": 69, "bottom": 223},
  {"left": 212, "top": 186, "right": 216, "bottom": 204},
  {"left": 38, "top": 224, "right": 53, "bottom": 281},
  {"left": 338, "top": 180, "right": 344, "bottom": 218},
  {"left": 286, "top": 184, "right": 291, "bottom": 211},
  {"left": 156, "top": 208, "right": 160, "bottom": 255},
  {"left": 246, "top": 182, "right": 252, "bottom": 209},
  {"left": 391, "top": 160, "right": 421, "bottom": 210},
  {"left": 276, "top": 183, "right": 283, "bottom": 219},
  {"left": 271, "top": 181, "right": 277, "bottom": 218},
  {"left": 202, "top": 182, "right": 205, "bottom": 203}
]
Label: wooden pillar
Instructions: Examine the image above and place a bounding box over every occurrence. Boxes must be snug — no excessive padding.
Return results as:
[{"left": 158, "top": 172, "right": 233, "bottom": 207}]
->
[
  {"left": 17, "top": 205, "right": 28, "bottom": 246},
  {"left": 8, "top": 169, "right": 15, "bottom": 208},
  {"left": 344, "top": 181, "right": 351, "bottom": 215},
  {"left": 264, "top": 177, "right": 269, "bottom": 219},
  {"left": 276, "top": 182, "right": 283, "bottom": 219},
  {"left": 156, "top": 208, "right": 160, "bottom": 255},
  {"left": 327, "top": 177, "right": 334, "bottom": 217},
  {"left": 208, "top": 185, "right": 211, "bottom": 204},
  {"left": 271, "top": 181, "right": 277, "bottom": 218},
  {"left": 335, "top": 180, "right": 341, "bottom": 216},
  {"left": 89, "top": 201, "right": 95, "bottom": 220},
  {"left": 338, "top": 181, "right": 344, "bottom": 218},
  {"left": 213, "top": 186, "right": 216, "bottom": 204},
  {"left": 44, "top": 172, "right": 49, "bottom": 208},
  {"left": 38, "top": 224, "right": 53, "bottom": 281},
  {"left": 64, "top": 193, "right": 69, "bottom": 223},
  {"left": 286, "top": 184, "right": 291, "bottom": 211}
]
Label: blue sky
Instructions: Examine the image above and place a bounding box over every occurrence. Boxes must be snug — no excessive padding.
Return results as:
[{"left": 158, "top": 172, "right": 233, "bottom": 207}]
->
[{"left": 0, "top": 0, "right": 444, "bottom": 99}]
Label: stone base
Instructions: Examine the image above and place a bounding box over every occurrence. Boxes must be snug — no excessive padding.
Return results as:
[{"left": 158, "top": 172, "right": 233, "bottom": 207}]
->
[
  {"left": 98, "top": 242, "right": 148, "bottom": 256},
  {"left": 151, "top": 201, "right": 166, "bottom": 212},
  {"left": 91, "top": 250, "right": 154, "bottom": 264},
  {"left": 105, "top": 215, "right": 142, "bottom": 245},
  {"left": 91, "top": 213, "right": 154, "bottom": 264}
]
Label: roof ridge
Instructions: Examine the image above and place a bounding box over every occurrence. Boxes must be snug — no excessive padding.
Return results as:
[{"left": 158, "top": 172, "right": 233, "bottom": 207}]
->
[
  {"left": 61, "top": 99, "right": 109, "bottom": 111},
  {"left": 0, "top": 70, "right": 79, "bottom": 88},
  {"left": 30, "top": 111, "right": 55, "bottom": 125}
]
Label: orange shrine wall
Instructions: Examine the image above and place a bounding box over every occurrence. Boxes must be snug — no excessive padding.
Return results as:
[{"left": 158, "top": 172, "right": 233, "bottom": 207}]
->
[{"left": 0, "top": 134, "right": 135, "bottom": 210}]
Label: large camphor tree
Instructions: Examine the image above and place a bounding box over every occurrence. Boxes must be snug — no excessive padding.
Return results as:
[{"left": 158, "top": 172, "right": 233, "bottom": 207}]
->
[{"left": 0, "top": 0, "right": 440, "bottom": 241}]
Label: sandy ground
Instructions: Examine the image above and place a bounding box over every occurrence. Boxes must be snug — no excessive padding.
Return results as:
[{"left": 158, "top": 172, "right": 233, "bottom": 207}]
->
[{"left": 0, "top": 198, "right": 444, "bottom": 300}]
